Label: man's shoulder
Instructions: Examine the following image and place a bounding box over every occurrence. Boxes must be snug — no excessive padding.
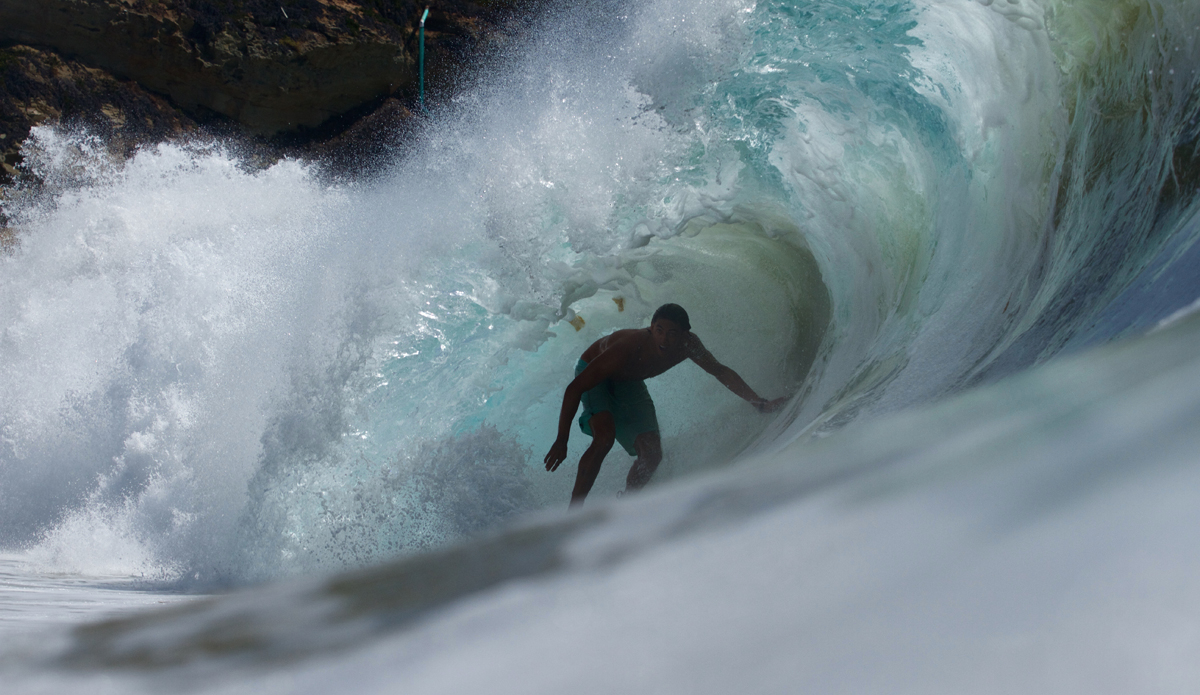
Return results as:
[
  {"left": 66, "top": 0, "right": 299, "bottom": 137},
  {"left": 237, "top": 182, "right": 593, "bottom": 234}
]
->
[
  {"left": 586, "top": 328, "right": 645, "bottom": 363},
  {"left": 608, "top": 328, "right": 649, "bottom": 349}
]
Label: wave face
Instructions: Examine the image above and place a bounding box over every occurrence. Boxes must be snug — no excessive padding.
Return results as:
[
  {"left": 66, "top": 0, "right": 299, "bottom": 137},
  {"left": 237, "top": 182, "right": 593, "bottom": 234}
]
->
[{"left": 1, "top": 0, "right": 1198, "bottom": 600}]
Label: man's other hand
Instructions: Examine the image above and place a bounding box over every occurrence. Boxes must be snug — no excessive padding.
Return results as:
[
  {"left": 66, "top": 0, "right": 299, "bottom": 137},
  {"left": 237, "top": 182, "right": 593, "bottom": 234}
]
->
[{"left": 544, "top": 439, "right": 569, "bottom": 471}]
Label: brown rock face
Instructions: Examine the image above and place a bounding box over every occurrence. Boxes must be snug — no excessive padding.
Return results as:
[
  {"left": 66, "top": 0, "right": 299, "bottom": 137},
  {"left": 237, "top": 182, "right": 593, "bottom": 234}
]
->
[
  {"left": 0, "top": 0, "right": 462, "bottom": 136},
  {"left": 0, "top": 44, "right": 197, "bottom": 186},
  {"left": 0, "top": 0, "right": 527, "bottom": 193}
]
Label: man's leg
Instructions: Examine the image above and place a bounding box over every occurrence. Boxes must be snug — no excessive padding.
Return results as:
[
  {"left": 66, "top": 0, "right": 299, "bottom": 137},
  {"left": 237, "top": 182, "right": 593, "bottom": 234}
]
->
[
  {"left": 572, "top": 411, "right": 616, "bottom": 507},
  {"left": 625, "top": 430, "right": 663, "bottom": 492}
]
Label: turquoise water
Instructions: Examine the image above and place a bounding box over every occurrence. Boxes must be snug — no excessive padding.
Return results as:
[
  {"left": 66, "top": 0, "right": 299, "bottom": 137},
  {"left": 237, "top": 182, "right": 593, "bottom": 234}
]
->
[{"left": 1, "top": 0, "right": 1199, "bottom": 690}]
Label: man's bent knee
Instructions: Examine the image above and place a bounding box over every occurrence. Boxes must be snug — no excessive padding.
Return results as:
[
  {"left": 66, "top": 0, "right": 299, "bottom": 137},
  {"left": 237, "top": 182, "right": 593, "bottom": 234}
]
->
[
  {"left": 625, "top": 431, "right": 662, "bottom": 492},
  {"left": 588, "top": 412, "right": 617, "bottom": 450},
  {"left": 590, "top": 435, "right": 616, "bottom": 452},
  {"left": 634, "top": 431, "right": 661, "bottom": 463}
]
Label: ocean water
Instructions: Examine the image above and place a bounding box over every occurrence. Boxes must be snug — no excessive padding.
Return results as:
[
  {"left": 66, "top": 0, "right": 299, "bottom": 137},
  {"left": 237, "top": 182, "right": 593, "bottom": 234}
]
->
[{"left": 1, "top": 0, "right": 1199, "bottom": 691}]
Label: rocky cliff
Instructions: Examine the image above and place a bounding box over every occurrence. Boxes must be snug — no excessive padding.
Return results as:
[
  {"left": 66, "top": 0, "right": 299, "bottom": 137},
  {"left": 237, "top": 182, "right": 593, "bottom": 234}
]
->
[
  {"left": 0, "top": 44, "right": 196, "bottom": 179},
  {"left": 0, "top": 0, "right": 526, "bottom": 189}
]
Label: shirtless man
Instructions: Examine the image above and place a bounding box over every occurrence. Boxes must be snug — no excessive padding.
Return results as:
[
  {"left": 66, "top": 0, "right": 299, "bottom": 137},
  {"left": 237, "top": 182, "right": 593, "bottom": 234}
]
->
[{"left": 544, "top": 303, "right": 787, "bottom": 506}]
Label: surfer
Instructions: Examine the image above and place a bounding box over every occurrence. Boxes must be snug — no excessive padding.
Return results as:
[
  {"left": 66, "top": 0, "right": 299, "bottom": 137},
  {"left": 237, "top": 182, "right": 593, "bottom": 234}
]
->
[{"left": 544, "top": 303, "right": 788, "bottom": 506}]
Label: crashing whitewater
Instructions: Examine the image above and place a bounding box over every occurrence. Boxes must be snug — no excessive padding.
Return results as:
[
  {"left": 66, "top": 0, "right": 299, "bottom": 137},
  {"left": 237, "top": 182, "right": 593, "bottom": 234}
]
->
[{"left": 2, "top": 0, "right": 1200, "bottom": 691}]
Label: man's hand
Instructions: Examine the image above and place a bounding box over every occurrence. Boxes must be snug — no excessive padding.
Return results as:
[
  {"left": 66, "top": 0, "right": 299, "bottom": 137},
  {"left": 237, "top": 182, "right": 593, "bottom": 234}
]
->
[
  {"left": 544, "top": 438, "right": 569, "bottom": 472},
  {"left": 753, "top": 397, "right": 788, "bottom": 413}
]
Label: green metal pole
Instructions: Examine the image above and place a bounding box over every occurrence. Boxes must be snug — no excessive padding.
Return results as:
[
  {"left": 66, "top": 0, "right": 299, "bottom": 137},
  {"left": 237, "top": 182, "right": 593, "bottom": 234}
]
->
[{"left": 419, "top": 7, "right": 429, "bottom": 112}]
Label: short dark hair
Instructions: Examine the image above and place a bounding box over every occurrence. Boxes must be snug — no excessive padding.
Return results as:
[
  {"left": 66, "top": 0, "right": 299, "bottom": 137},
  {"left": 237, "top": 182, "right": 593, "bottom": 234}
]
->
[{"left": 651, "top": 303, "right": 690, "bottom": 331}]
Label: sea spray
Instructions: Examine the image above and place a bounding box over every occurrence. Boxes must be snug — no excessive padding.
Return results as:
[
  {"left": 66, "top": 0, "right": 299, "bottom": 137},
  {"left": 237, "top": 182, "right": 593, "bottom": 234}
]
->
[
  {"left": 0, "top": 0, "right": 1198, "bottom": 691},
  {"left": 0, "top": 0, "right": 1030, "bottom": 585},
  {"left": 1, "top": 0, "right": 1196, "bottom": 597}
]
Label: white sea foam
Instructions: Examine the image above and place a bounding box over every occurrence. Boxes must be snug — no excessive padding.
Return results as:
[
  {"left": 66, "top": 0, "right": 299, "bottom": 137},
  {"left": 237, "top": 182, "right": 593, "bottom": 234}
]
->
[{"left": 1, "top": 0, "right": 1199, "bottom": 688}]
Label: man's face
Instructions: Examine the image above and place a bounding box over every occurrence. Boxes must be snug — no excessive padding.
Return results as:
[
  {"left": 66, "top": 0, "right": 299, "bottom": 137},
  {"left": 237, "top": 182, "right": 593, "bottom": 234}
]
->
[{"left": 651, "top": 318, "right": 685, "bottom": 352}]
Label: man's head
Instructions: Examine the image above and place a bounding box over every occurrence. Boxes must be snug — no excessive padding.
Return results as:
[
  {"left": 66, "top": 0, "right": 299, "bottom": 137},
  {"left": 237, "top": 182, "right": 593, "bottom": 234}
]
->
[
  {"left": 650, "top": 303, "right": 690, "bottom": 352},
  {"left": 651, "top": 303, "right": 690, "bottom": 331}
]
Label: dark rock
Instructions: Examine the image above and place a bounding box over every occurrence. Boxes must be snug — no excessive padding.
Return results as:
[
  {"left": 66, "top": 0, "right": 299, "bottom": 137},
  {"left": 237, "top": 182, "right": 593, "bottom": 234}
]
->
[
  {"left": 0, "top": 43, "right": 197, "bottom": 186},
  {"left": 0, "top": 0, "right": 516, "bottom": 137},
  {"left": 0, "top": 0, "right": 538, "bottom": 194},
  {"left": 301, "top": 96, "right": 416, "bottom": 178}
]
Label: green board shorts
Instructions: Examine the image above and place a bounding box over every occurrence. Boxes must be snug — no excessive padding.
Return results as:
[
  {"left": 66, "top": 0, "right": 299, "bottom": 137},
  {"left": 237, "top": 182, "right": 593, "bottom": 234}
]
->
[{"left": 576, "top": 358, "right": 660, "bottom": 456}]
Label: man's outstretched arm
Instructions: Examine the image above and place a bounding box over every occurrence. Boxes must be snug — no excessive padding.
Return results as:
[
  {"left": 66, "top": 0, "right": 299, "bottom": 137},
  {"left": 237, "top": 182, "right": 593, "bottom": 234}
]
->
[{"left": 687, "top": 335, "right": 788, "bottom": 413}]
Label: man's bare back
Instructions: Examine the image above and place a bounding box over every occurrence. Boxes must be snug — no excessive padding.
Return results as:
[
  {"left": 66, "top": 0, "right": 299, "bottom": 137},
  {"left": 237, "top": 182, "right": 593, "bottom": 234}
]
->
[
  {"left": 579, "top": 327, "right": 692, "bottom": 382},
  {"left": 545, "top": 304, "right": 788, "bottom": 506}
]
